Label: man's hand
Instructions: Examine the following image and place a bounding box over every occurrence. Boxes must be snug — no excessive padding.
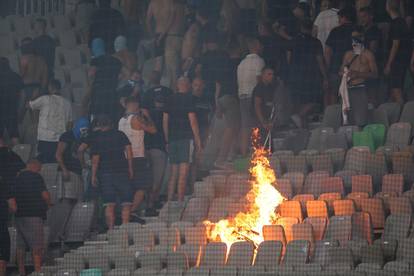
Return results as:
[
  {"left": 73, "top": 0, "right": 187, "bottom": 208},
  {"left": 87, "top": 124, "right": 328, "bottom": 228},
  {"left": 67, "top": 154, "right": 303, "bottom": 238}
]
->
[{"left": 91, "top": 175, "right": 98, "bottom": 187}]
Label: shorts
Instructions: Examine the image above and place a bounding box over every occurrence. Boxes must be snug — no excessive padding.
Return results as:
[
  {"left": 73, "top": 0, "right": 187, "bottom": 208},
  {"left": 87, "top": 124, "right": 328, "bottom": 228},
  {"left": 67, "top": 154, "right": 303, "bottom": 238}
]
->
[
  {"left": 0, "top": 223, "right": 10, "bottom": 261},
  {"left": 218, "top": 95, "right": 240, "bottom": 128},
  {"left": 15, "top": 217, "right": 44, "bottom": 252},
  {"left": 348, "top": 86, "right": 369, "bottom": 127},
  {"left": 389, "top": 59, "right": 409, "bottom": 89},
  {"left": 239, "top": 97, "right": 255, "bottom": 129},
  {"left": 99, "top": 172, "right": 133, "bottom": 205},
  {"left": 0, "top": 116, "right": 19, "bottom": 138},
  {"left": 131, "top": 157, "right": 152, "bottom": 192},
  {"left": 169, "top": 139, "right": 194, "bottom": 164},
  {"left": 154, "top": 33, "right": 166, "bottom": 57}
]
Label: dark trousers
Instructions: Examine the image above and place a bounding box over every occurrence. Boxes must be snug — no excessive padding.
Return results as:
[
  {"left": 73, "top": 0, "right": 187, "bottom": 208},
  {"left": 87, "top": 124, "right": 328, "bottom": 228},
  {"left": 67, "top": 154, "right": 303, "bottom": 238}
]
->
[{"left": 37, "top": 140, "right": 58, "bottom": 163}]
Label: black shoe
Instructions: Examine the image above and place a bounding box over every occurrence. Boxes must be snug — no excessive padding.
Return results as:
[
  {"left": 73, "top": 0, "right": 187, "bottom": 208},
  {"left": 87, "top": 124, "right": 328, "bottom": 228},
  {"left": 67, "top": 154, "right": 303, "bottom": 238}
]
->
[
  {"left": 130, "top": 213, "right": 146, "bottom": 224},
  {"left": 145, "top": 208, "right": 159, "bottom": 217}
]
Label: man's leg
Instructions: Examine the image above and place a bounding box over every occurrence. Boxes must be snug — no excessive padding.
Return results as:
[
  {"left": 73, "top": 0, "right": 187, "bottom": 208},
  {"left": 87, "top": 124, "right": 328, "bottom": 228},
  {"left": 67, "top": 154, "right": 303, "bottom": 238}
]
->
[
  {"left": 240, "top": 128, "right": 250, "bottom": 157},
  {"left": 177, "top": 163, "right": 190, "bottom": 202},
  {"left": 167, "top": 164, "right": 178, "bottom": 201},
  {"left": 131, "top": 190, "right": 145, "bottom": 212},
  {"left": 105, "top": 204, "right": 116, "bottom": 230},
  {"left": 391, "top": 88, "right": 404, "bottom": 104},
  {"left": 164, "top": 36, "right": 182, "bottom": 88},
  {"left": 121, "top": 204, "right": 131, "bottom": 225},
  {"left": 148, "top": 149, "right": 167, "bottom": 208},
  {"left": 216, "top": 127, "right": 236, "bottom": 163},
  {"left": 0, "top": 261, "right": 5, "bottom": 276},
  {"left": 32, "top": 248, "right": 43, "bottom": 272}
]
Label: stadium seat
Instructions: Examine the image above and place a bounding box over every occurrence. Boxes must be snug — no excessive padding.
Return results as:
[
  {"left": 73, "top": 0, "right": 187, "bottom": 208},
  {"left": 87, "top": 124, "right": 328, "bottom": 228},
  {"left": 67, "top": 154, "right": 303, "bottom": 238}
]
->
[
  {"left": 326, "top": 132, "right": 349, "bottom": 150},
  {"left": 325, "top": 246, "right": 354, "bottom": 268},
  {"left": 283, "top": 172, "right": 305, "bottom": 195},
  {"left": 86, "top": 251, "right": 111, "bottom": 272},
  {"left": 274, "top": 178, "right": 293, "bottom": 199},
  {"left": 399, "top": 101, "right": 414, "bottom": 134},
  {"left": 207, "top": 197, "right": 235, "bottom": 222},
  {"left": 359, "top": 198, "right": 385, "bottom": 231},
  {"left": 333, "top": 199, "right": 356, "bottom": 216},
  {"left": 321, "top": 176, "right": 345, "bottom": 195},
  {"left": 277, "top": 217, "right": 299, "bottom": 243},
  {"left": 158, "top": 201, "right": 185, "bottom": 223},
  {"left": 383, "top": 261, "right": 411, "bottom": 274},
  {"left": 279, "top": 200, "right": 303, "bottom": 222},
  {"left": 388, "top": 196, "right": 412, "bottom": 215},
  {"left": 377, "top": 102, "right": 401, "bottom": 125},
  {"left": 210, "top": 267, "right": 237, "bottom": 276},
  {"left": 226, "top": 241, "right": 254, "bottom": 267},
  {"left": 381, "top": 174, "right": 404, "bottom": 196},
  {"left": 311, "top": 154, "right": 334, "bottom": 175},
  {"left": 386, "top": 122, "right": 412, "bottom": 148},
  {"left": 176, "top": 244, "right": 202, "bottom": 267},
  {"left": 324, "top": 148, "right": 346, "bottom": 172},
  {"left": 254, "top": 240, "right": 283, "bottom": 269},
  {"left": 338, "top": 125, "right": 360, "bottom": 147},
  {"left": 136, "top": 253, "right": 162, "bottom": 274},
  {"left": 363, "top": 124, "right": 386, "bottom": 149},
  {"left": 351, "top": 212, "right": 373, "bottom": 244},
  {"left": 262, "top": 225, "right": 286, "bottom": 247},
  {"left": 307, "top": 127, "right": 335, "bottom": 151},
  {"left": 184, "top": 225, "right": 207, "bottom": 245},
  {"left": 312, "top": 240, "right": 339, "bottom": 266},
  {"left": 228, "top": 174, "right": 251, "bottom": 199},
  {"left": 360, "top": 244, "right": 384, "bottom": 266},
  {"left": 181, "top": 197, "right": 210, "bottom": 224},
  {"left": 299, "top": 149, "right": 319, "bottom": 167},
  {"left": 306, "top": 200, "right": 329, "bottom": 218},
  {"left": 321, "top": 104, "right": 342, "bottom": 130},
  {"left": 284, "top": 155, "right": 308, "bottom": 174},
  {"left": 392, "top": 155, "right": 414, "bottom": 184},
  {"left": 283, "top": 240, "right": 309, "bottom": 265},
  {"left": 107, "top": 268, "right": 131, "bottom": 276},
  {"left": 184, "top": 267, "right": 209, "bottom": 276},
  {"left": 193, "top": 181, "right": 215, "bottom": 199},
  {"left": 166, "top": 252, "right": 189, "bottom": 270},
  {"left": 304, "top": 217, "right": 327, "bottom": 241},
  {"left": 366, "top": 153, "right": 388, "bottom": 190},
  {"left": 352, "top": 175, "right": 374, "bottom": 195},
  {"left": 324, "top": 216, "right": 352, "bottom": 245},
  {"left": 319, "top": 192, "right": 341, "bottom": 213},
  {"left": 303, "top": 171, "right": 330, "bottom": 196},
  {"left": 335, "top": 170, "right": 358, "bottom": 193},
  {"left": 353, "top": 131, "right": 376, "bottom": 152},
  {"left": 56, "top": 269, "right": 78, "bottom": 276},
  {"left": 131, "top": 228, "right": 155, "bottom": 250},
  {"left": 292, "top": 194, "right": 314, "bottom": 215},
  {"left": 344, "top": 147, "right": 370, "bottom": 174},
  {"left": 199, "top": 242, "right": 227, "bottom": 267},
  {"left": 347, "top": 192, "right": 369, "bottom": 211},
  {"left": 292, "top": 223, "right": 314, "bottom": 250}
]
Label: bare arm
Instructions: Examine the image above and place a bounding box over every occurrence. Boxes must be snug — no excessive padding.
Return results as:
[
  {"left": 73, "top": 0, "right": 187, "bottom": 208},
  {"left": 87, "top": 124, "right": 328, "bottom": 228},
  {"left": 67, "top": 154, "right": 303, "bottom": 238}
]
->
[
  {"left": 287, "top": 51, "right": 292, "bottom": 65},
  {"left": 324, "top": 45, "right": 333, "bottom": 70},
  {"left": 77, "top": 143, "right": 88, "bottom": 169},
  {"left": 358, "top": 51, "right": 378, "bottom": 79},
  {"left": 131, "top": 114, "right": 157, "bottom": 134},
  {"left": 163, "top": 112, "right": 169, "bottom": 144},
  {"left": 146, "top": 1, "right": 154, "bottom": 34},
  {"left": 188, "top": 112, "right": 202, "bottom": 150},
  {"left": 125, "top": 144, "right": 133, "bottom": 179},
  {"left": 316, "top": 54, "right": 329, "bottom": 80},
  {"left": 368, "top": 40, "right": 379, "bottom": 56},
  {"left": 41, "top": 191, "right": 52, "bottom": 207},
  {"left": 91, "top": 154, "right": 100, "bottom": 187},
  {"left": 386, "top": 40, "right": 401, "bottom": 70},
  {"left": 7, "top": 198, "right": 17, "bottom": 213},
  {"left": 254, "top": 96, "right": 266, "bottom": 128},
  {"left": 55, "top": 142, "right": 69, "bottom": 177}
]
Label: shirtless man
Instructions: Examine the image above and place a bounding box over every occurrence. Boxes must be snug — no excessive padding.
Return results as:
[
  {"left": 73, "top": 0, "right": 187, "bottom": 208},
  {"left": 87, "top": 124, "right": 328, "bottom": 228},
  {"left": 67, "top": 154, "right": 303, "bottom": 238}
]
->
[
  {"left": 340, "top": 27, "right": 378, "bottom": 127},
  {"left": 181, "top": 20, "right": 201, "bottom": 74},
  {"left": 146, "top": 0, "right": 186, "bottom": 87}
]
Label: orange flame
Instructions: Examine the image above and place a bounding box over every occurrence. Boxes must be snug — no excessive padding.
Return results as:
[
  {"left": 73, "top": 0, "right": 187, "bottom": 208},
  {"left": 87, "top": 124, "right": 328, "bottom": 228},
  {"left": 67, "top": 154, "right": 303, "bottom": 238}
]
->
[{"left": 204, "top": 129, "right": 286, "bottom": 249}]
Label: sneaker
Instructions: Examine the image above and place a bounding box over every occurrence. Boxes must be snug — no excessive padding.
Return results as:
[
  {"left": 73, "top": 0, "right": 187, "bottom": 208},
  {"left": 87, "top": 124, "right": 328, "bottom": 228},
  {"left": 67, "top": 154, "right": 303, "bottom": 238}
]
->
[
  {"left": 130, "top": 213, "right": 146, "bottom": 224},
  {"left": 291, "top": 114, "right": 303, "bottom": 128}
]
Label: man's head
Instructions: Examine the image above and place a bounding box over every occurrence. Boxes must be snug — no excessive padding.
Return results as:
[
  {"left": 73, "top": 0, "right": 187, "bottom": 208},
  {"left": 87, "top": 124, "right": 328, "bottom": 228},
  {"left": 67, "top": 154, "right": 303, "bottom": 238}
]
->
[
  {"left": 300, "top": 18, "right": 314, "bottom": 34},
  {"left": 125, "top": 96, "right": 140, "bottom": 113},
  {"left": 34, "top": 18, "right": 47, "bottom": 36},
  {"left": 192, "top": 78, "right": 205, "bottom": 97},
  {"left": 338, "top": 6, "right": 356, "bottom": 25},
  {"left": 26, "top": 159, "right": 42, "bottom": 173},
  {"left": 261, "top": 67, "right": 275, "bottom": 84},
  {"left": 20, "top": 37, "right": 35, "bottom": 55},
  {"left": 292, "top": 3, "right": 311, "bottom": 19},
  {"left": 258, "top": 20, "right": 273, "bottom": 36},
  {"left": 386, "top": 0, "right": 400, "bottom": 15},
  {"left": 149, "top": 70, "right": 162, "bottom": 86},
  {"left": 48, "top": 79, "right": 61, "bottom": 94},
  {"left": 204, "top": 34, "right": 220, "bottom": 51},
  {"left": 246, "top": 37, "right": 263, "bottom": 55},
  {"left": 359, "top": 6, "right": 374, "bottom": 27},
  {"left": 176, "top": 76, "right": 191, "bottom": 94},
  {"left": 130, "top": 70, "right": 142, "bottom": 81}
]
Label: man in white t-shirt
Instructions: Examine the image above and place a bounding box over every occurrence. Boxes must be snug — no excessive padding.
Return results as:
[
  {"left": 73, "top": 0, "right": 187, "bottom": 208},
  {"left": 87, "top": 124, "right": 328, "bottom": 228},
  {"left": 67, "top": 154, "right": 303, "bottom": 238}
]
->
[
  {"left": 29, "top": 79, "right": 72, "bottom": 163},
  {"left": 237, "top": 37, "right": 265, "bottom": 156},
  {"left": 313, "top": 0, "right": 344, "bottom": 49}
]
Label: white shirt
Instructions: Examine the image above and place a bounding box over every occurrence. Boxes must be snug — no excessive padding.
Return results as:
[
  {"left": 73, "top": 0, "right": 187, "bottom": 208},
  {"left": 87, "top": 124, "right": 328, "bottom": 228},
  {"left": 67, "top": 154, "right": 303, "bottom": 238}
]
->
[
  {"left": 314, "top": 8, "right": 339, "bottom": 49},
  {"left": 237, "top": 53, "right": 265, "bottom": 98},
  {"left": 30, "top": 94, "right": 72, "bottom": 142},
  {"left": 118, "top": 114, "right": 145, "bottom": 158}
]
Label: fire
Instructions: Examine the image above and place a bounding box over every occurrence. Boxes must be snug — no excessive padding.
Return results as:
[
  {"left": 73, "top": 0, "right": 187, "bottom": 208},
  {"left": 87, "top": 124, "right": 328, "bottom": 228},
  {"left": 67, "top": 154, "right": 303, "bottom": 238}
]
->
[{"left": 204, "top": 129, "right": 286, "bottom": 249}]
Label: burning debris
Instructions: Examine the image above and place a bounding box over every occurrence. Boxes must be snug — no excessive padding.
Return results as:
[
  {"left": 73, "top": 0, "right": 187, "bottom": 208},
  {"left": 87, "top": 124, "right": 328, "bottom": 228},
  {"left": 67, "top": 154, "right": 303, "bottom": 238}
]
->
[{"left": 204, "top": 129, "right": 286, "bottom": 249}]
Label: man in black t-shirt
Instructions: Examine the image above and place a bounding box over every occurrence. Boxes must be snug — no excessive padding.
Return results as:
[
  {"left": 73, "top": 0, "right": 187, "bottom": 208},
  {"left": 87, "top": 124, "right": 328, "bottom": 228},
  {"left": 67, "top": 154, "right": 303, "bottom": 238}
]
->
[
  {"left": 0, "top": 178, "right": 16, "bottom": 276},
  {"left": 91, "top": 115, "right": 133, "bottom": 229},
  {"left": 0, "top": 58, "right": 24, "bottom": 145},
  {"left": 325, "top": 7, "right": 356, "bottom": 105},
  {"left": 56, "top": 118, "right": 90, "bottom": 179},
  {"left": 385, "top": 0, "right": 412, "bottom": 103},
  {"left": 288, "top": 19, "right": 328, "bottom": 126},
  {"left": 89, "top": 38, "right": 122, "bottom": 120},
  {"left": 163, "top": 77, "right": 202, "bottom": 202},
  {"left": 14, "top": 160, "right": 51, "bottom": 275},
  {"left": 32, "top": 18, "right": 56, "bottom": 78},
  {"left": 141, "top": 71, "right": 171, "bottom": 212}
]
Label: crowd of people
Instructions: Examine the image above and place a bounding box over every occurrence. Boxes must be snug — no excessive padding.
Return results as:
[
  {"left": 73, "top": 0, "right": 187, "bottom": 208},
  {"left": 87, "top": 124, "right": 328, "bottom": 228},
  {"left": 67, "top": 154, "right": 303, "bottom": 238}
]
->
[{"left": 1, "top": 0, "right": 414, "bottom": 274}]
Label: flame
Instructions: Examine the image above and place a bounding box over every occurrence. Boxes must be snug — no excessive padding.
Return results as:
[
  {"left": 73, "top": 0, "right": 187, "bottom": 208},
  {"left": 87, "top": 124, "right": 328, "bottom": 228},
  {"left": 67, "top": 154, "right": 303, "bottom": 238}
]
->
[{"left": 204, "top": 129, "right": 286, "bottom": 249}]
